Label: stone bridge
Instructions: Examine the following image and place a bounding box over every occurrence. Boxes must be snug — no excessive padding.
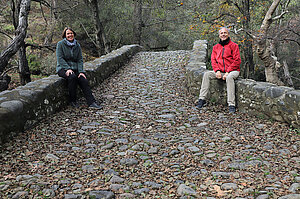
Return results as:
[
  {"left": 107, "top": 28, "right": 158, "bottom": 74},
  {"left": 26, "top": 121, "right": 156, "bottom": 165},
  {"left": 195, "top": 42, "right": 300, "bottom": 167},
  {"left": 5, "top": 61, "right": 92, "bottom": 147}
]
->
[{"left": 0, "top": 42, "right": 299, "bottom": 198}]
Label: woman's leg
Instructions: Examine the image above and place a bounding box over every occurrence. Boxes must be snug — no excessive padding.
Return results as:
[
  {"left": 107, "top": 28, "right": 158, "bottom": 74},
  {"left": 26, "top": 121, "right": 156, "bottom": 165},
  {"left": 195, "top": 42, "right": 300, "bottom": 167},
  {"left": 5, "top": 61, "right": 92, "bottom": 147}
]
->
[
  {"left": 78, "top": 76, "right": 95, "bottom": 106},
  {"left": 66, "top": 73, "right": 78, "bottom": 103},
  {"left": 58, "top": 69, "right": 78, "bottom": 103}
]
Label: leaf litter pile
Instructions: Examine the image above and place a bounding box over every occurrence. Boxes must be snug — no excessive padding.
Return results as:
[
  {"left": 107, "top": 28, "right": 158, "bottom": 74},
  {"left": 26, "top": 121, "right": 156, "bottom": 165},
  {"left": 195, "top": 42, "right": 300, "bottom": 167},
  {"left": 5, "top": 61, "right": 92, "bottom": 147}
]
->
[{"left": 0, "top": 51, "right": 299, "bottom": 199}]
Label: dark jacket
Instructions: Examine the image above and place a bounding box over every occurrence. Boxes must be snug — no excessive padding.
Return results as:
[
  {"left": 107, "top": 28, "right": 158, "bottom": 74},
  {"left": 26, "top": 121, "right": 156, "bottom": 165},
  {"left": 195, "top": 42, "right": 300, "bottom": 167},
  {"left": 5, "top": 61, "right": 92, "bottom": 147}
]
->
[
  {"left": 56, "top": 39, "right": 84, "bottom": 73},
  {"left": 211, "top": 39, "right": 241, "bottom": 73}
]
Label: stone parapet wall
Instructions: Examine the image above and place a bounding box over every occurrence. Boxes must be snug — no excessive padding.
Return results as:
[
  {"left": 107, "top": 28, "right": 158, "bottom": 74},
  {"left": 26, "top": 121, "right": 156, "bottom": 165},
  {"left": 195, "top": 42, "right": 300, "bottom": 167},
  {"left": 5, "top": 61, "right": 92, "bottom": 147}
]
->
[
  {"left": 185, "top": 40, "right": 300, "bottom": 128},
  {"left": 0, "top": 45, "right": 143, "bottom": 144}
]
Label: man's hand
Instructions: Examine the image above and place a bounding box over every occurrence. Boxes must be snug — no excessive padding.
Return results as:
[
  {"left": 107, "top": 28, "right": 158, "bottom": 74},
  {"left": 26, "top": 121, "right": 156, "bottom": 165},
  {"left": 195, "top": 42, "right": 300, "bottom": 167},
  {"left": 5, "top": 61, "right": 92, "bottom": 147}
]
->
[
  {"left": 65, "top": 69, "right": 74, "bottom": 76},
  {"left": 216, "top": 71, "right": 222, "bottom": 79},
  {"left": 223, "top": 72, "right": 229, "bottom": 80},
  {"left": 78, "top": 73, "right": 86, "bottom": 79}
]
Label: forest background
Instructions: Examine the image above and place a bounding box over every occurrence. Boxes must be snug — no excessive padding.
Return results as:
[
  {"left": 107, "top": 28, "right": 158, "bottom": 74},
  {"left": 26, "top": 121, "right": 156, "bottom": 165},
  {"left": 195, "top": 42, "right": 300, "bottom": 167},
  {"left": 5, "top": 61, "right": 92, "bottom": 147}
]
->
[{"left": 0, "top": 0, "right": 299, "bottom": 90}]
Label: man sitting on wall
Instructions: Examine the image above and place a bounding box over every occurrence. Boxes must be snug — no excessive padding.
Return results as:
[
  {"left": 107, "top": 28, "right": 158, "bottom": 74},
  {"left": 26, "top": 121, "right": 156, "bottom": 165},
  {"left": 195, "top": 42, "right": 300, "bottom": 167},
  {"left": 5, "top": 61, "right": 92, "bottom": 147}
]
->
[{"left": 197, "top": 27, "right": 241, "bottom": 113}]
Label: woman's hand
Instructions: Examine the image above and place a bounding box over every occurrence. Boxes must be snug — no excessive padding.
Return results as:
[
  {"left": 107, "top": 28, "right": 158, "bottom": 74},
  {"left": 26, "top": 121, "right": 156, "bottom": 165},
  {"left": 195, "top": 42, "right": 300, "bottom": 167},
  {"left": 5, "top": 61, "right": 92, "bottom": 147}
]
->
[
  {"left": 65, "top": 69, "right": 74, "bottom": 76},
  {"left": 78, "top": 73, "right": 86, "bottom": 79}
]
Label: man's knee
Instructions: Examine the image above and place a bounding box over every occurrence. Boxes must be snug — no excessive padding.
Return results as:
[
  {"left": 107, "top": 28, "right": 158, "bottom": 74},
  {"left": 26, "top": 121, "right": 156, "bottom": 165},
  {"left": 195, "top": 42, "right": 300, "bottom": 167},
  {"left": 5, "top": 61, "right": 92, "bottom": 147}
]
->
[{"left": 203, "top": 71, "right": 215, "bottom": 79}]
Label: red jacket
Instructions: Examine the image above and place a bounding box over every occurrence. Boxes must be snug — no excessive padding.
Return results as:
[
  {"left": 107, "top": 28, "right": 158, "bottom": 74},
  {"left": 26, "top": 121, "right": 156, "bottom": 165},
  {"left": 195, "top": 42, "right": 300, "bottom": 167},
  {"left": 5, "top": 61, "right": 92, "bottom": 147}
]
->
[{"left": 211, "top": 40, "right": 241, "bottom": 73}]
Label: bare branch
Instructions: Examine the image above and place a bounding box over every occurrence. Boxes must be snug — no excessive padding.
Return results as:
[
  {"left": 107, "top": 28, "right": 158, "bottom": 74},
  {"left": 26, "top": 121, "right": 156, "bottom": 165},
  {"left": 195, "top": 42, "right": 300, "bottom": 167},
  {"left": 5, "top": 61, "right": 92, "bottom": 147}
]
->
[
  {"left": 25, "top": 43, "right": 56, "bottom": 52},
  {"left": 272, "top": 10, "right": 288, "bottom": 21},
  {"left": 79, "top": 22, "right": 99, "bottom": 49},
  {"left": 39, "top": 1, "right": 48, "bottom": 25},
  {"left": 144, "top": 16, "right": 188, "bottom": 27},
  {"left": 278, "top": 38, "right": 300, "bottom": 46},
  {"left": 260, "top": 0, "right": 281, "bottom": 34},
  {"left": 32, "top": 0, "right": 51, "bottom": 7},
  {"left": 53, "top": 1, "right": 80, "bottom": 14},
  {"left": 0, "top": 66, "right": 18, "bottom": 77},
  {"left": 0, "top": 0, "right": 31, "bottom": 73},
  {"left": 227, "top": 24, "right": 256, "bottom": 39},
  {"left": 0, "top": 31, "right": 13, "bottom": 40},
  {"left": 287, "top": 27, "right": 300, "bottom": 37}
]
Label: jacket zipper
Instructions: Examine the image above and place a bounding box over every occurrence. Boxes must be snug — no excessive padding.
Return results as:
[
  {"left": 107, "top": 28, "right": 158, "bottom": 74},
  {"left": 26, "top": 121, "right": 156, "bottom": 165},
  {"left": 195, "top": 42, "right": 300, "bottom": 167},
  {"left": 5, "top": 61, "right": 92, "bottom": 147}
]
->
[{"left": 222, "top": 46, "right": 225, "bottom": 72}]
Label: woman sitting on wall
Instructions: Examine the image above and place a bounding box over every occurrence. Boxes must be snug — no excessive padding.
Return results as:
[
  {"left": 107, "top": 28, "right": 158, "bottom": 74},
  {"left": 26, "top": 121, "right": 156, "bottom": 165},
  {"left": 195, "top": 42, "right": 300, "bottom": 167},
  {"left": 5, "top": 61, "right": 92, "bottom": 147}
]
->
[{"left": 56, "top": 27, "right": 102, "bottom": 109}]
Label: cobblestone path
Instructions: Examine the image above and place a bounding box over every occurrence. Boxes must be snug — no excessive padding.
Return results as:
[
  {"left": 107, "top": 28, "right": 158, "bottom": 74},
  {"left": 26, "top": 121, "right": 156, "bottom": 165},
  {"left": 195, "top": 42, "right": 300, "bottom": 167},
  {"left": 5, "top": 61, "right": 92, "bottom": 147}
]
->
[{"left": 0, "top": 51, "right": 299, "bottom": 199}]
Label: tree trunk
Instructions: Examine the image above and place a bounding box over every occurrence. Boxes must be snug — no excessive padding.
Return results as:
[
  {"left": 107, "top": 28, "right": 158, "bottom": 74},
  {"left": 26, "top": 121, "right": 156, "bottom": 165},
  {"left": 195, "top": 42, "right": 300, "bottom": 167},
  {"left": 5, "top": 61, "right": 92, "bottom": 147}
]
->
[
  {"left": 18, "top": 41, "right": 31, "bottom": 85},
  {"left": 241, "top": 0, "right": 254, "bottom": 79},
  {"left": 283, "top": 60, "right": 293, "bottom": 87},
  {"left": 133, "top": 0, "right": 142, "bottom": 45},
  {"left": 0, "top": 0, "right": 31, "bottom": 75},
  {"left": 16, "top": 0, "right": 31, "bottom": 85},
  {"left": 255, "top": 0, "right": 284, "bottom": 85},
  {"left": 90, "top": 0, "right": 110, "bottom": 56},
  {"left": 43, "top": 0, "right": 57, "bottom": 45}
]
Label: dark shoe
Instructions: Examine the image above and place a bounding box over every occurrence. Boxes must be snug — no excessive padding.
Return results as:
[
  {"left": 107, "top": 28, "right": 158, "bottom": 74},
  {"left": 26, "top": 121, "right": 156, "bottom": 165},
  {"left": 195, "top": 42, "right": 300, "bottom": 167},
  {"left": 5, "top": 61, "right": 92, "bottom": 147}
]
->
[
  {"left": 196, "top": 99, "right": 206, "bottom": 109},
  {"left": 89, "top": 102, "right": 102, "bottom": 109},
  {"left": 229, "top": 106, "right": 236, "bottom": 113},
  {"left": 70, "top": 101, "right": 79, "bottom": 108}
]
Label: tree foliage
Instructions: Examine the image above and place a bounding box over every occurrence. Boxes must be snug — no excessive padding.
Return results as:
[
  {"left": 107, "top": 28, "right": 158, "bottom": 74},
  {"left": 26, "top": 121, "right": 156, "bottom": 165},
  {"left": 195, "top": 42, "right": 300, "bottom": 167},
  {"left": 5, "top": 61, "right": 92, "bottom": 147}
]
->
[{"left": 0, "top": 0, "right": 299, "bottom": 90}]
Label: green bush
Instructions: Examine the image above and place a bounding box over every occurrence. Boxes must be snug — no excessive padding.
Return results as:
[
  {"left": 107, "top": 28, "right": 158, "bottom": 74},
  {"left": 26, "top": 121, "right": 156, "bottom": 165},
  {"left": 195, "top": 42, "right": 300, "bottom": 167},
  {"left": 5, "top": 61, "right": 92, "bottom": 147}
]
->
[
  {"left": 27, "top": 54, "right": 42, "bottom": 75},
  {"left": 3, "top": 25, "right": 14, "bottom": 33},
  {"left": 40, "top": 52, "right": 57, "bottom": 75}
]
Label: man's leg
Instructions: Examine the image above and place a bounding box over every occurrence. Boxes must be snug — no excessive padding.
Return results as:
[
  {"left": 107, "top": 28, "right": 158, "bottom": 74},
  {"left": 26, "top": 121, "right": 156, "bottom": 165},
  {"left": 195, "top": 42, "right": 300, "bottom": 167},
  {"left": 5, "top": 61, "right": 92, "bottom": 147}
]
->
[
  {"left": 198, "top": 70, "right": 216, "bottom": 100},
  {"left": 226, "top": 71, "right": 239, "bottom": 106}
]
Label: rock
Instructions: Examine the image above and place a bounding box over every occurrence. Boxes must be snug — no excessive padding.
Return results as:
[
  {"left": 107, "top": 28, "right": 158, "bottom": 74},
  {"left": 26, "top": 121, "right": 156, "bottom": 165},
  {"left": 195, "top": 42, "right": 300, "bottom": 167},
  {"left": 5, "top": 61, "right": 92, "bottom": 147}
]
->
[
  {"left": 115, "top": 138, "right": 129, "bottom": 144},
  {"left": 72, "top": 184, "right": 83, "bottom": 190},
  {"left": 110, "top": 184, "right": 130, "bottom": 192},
  {"left": 221, "top": 136, "right": 231, "bottom": 142},
  {"left": 221, "top": 183, "right": 238, "bottom": 190},
  {"left": 42, "top": 189, "right": 56, "bottom": 197},
  {"left": 188, "top": 146, "right": 200, "bottom": 152},
  {"left": 64, "top": 194, "right": 82, "bottom": 199},
  {"left": 120, "top": 158, "right": 138, "bottom": 166},
  {"left": 148, "top": 147, "right": 158, "bottom": 154},
  {"left": 197, "top": 122, "right": 208, "bottom": 127},
  {"left": 103, "top": 169, "right": 119, "bottom": 176},
  {"left": 118, "top": 193, "right": 136, "bottom": 198},
  {"left": 16, "top": 175, "right": 33, "bottom": 181},
  {"left": 289, "top": 183, "right": 300, "bottom": 193},
  {"left": 109, "top": 175, "right": 125, "bottom": 183},
  {"left": 201, "top": 159, "right": 215, "bottom": 167},
  {"left": 144, "top": 181, "right": 163, "bottom": 189},
  {"left": 12, "top": 191, "right": 28, "bottom": 199},
  {"left": 177, "top": 184, "right": 197, "bottom": 196},
  {"left": 278, "top": 194, "right": 300, "bottom": 199},
  {"left": 101, "top": 142, "right": 114, "bottom": 150},
  {"left": 45, "top": 154, "right": 59, "bottom": 161},
  {"left": 82, "top": 165, "right": 96, "bottom": 173},
  {"left": 89, "top": 191, "right": 114, "bottom": 199},
  {"left": 134, "top": 188, "right": 150, "bottom": 195}
]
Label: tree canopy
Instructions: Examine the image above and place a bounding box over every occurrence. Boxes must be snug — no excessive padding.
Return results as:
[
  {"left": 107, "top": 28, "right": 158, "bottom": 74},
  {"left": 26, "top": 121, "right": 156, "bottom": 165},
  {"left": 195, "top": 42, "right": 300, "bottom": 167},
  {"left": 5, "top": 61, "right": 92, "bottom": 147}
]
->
[{"left": 0, "top": 0, "right": 299, "bottom": 90}]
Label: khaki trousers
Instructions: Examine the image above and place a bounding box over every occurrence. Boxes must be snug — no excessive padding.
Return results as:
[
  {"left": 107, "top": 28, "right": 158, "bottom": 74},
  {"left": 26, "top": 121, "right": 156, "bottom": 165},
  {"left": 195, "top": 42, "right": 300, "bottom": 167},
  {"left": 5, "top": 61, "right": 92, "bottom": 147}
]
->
[{"left": 198, "top": 71, "right": 239, "bottom": 106}]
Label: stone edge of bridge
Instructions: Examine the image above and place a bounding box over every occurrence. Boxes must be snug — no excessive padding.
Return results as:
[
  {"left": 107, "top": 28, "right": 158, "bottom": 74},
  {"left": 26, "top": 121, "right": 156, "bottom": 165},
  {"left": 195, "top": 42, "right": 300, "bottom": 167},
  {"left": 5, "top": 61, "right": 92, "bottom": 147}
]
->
[
  {"left": 0, "top": 45, "right": 143, "bottom": 145},
  {"left": 185, "top": 40, "right": 300, "bottom": 128}
]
